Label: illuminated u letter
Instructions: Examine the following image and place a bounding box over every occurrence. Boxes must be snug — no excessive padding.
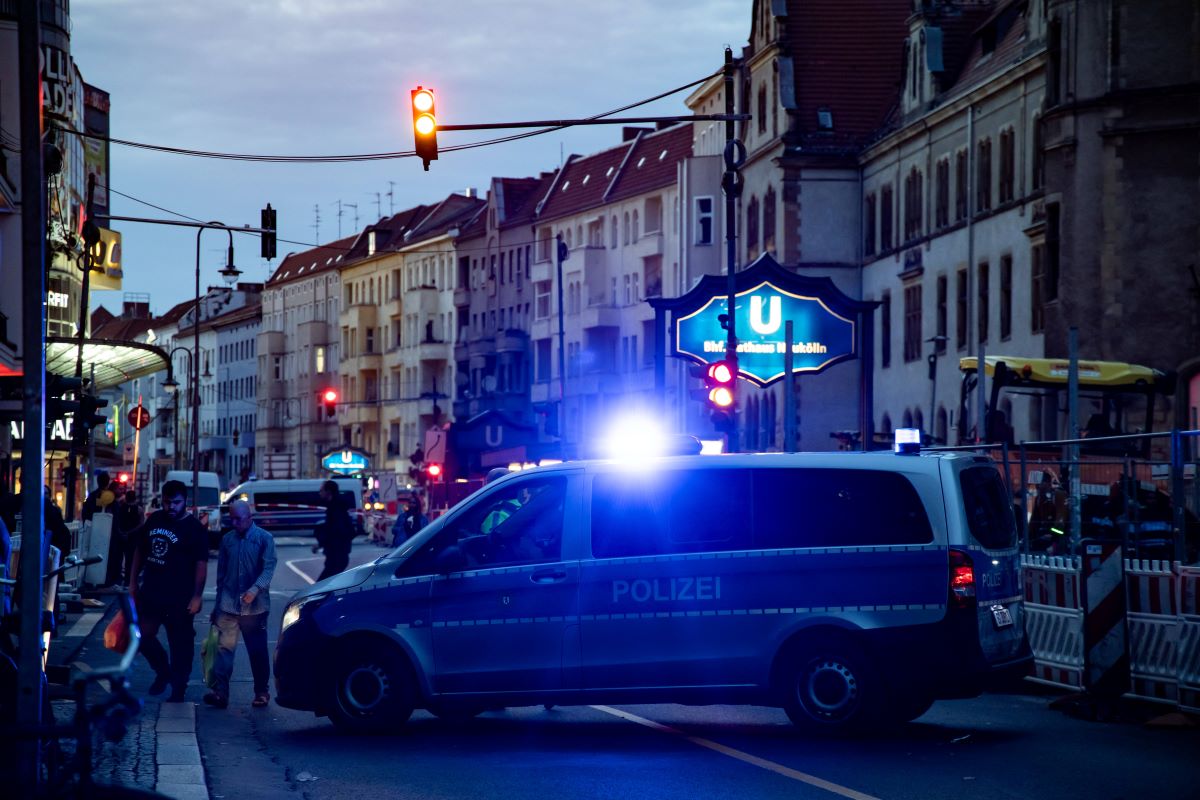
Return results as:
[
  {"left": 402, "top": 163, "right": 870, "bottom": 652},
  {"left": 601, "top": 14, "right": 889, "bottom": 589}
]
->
[{"left": 750, "top": 295, "right": 782, "bottom": 335}]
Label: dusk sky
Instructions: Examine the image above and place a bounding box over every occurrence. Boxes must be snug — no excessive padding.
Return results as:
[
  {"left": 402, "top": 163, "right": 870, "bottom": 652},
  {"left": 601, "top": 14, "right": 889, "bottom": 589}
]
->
[{"left": 70, "top": 0, "right": 748, "bottom": 316}]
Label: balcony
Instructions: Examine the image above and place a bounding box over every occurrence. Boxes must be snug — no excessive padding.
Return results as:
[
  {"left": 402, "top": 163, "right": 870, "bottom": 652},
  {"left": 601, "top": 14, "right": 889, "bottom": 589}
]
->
[
  {"left": 630, "top": 231, "right": 664, "bottom": 258},
  {"left": 580, "top": 302, "right": 621, "bottom": 330},
  {"left": 531, "top": 382, "right": 552, "bottom": 404},
  {"left": 259, "top": 330, "right": 285, "bottom": 355},
  {"left": 531, "top": 318, "right": 552, "bottom": 340},
  {"left": 495, "top": 329, "right": 528, "bottom": 354},
  {"left": 417, "top": 339, "right": 451, "bottom": 363},
  {"left": 341, "top": 403, "right": 380, "bottom": 427},
  {"left": 295, "top": 319, "right": 330, "bottom": 349},
  {"left": 343, "top": 303, "right": 377, "bottom": 330},
  {"left": 262, "top": 379, "right": 287, "bottom": 400},
  {"left": 411, "top": 286, "right": 440, "bottom": 314},
  {"left": 467, "top": 337, "right": 493, "bottom": 359},
  {"left": 199, "top": 435, "right": 231, "bottom": 451},
  {"left": 347, "top": 351, "right": 382, "bottom": 373}
]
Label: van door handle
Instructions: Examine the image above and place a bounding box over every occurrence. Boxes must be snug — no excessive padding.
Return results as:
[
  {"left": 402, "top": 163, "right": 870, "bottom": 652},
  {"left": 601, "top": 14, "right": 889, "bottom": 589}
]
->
[{"left": 530, "top": 568, "right": 567, "bottom": 584}]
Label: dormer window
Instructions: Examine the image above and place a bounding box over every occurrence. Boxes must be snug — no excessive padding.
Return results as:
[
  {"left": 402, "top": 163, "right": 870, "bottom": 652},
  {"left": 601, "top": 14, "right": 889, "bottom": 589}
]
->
[
  {"left": 817, "top": 107, "right": 833, "bottom": 130},
  {"left": 368, "top": 231, "right": 376, "bottom": 256}
]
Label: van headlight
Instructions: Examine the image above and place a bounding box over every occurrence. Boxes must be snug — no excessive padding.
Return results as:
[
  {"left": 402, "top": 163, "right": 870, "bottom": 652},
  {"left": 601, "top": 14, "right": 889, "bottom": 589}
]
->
[{"left": 281, "top": 593, "right": 329, "bottom": 633}]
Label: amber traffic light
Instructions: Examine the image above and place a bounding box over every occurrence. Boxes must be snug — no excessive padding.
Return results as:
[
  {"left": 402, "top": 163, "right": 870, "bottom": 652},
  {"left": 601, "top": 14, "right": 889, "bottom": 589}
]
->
[{"left": 411, "top": 86, "right": 438, "bottom": 170}]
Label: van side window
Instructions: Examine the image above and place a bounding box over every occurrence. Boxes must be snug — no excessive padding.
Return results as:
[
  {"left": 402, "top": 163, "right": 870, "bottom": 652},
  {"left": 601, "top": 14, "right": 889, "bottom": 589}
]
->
[
  {"left": 592, "top": 470, "right": 751, "bottom": 558},
  {"left": 753, "top": 469, "right": 933, "bottom": 548},
  {"left": 253, "top": 491, "right": 325, "bottom": 508},
  {"left": 959, "top": 467, "right": 1017, "bottom": 550}
]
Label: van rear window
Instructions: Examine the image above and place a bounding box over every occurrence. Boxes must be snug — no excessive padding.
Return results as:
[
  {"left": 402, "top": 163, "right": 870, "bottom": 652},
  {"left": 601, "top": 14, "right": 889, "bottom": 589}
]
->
[{"left": 959, "top": 467, "right": 1018, "bottom": 550}]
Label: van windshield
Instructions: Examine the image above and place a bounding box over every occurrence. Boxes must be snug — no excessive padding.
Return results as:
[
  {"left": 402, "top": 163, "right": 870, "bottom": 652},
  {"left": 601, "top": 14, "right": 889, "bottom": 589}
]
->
[{"left": 959, "top": 466, "right": 1017, "bottom": 550}]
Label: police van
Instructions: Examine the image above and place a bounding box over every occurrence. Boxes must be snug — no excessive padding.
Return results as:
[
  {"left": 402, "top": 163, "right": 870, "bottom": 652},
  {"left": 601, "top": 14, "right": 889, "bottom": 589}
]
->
[{"left": 274, "top": 450, "right": 1031, "bottom": 733}]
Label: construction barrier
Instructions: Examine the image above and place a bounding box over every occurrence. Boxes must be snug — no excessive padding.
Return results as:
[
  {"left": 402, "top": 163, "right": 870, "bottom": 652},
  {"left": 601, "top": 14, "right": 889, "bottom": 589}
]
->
[{"left": 1023, "top": 553, "right": 1200, "bottom": 713}]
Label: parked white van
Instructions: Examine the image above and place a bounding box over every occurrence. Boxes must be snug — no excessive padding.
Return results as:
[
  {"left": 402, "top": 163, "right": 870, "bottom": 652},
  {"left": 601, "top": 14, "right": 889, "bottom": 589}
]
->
[
  {"left": 222, "top": 478, "right": 363, "bottom": 534},
  {"left": 274, "top": 450, "right": 1031, "bottom": 733}
]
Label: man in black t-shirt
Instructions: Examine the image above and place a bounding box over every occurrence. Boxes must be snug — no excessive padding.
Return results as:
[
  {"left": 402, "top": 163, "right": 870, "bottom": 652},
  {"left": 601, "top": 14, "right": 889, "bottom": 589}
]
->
[
  {"left": 129, "top": 479, "right": 208, "bottom": 702},
  {"left": 314, "top": 480, "right": 355, "bottom": 580}
]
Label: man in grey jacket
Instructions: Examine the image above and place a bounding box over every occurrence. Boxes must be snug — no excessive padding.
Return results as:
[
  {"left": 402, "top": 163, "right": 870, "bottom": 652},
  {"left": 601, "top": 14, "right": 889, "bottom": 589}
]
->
[{"left": 204, "top": 499, "right": 277, "bottom": 709}]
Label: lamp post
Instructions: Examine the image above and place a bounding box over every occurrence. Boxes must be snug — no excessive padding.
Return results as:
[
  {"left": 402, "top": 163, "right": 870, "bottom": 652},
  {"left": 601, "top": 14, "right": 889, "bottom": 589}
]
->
[
  {"left": 162, "top": 346, "right": 193, "bottom": 470},
  {"left": 193, "top": 223, "right": 242, "bottom": 511},
  {"left": 926, "top": 335, "right": 949, "bottom": 443}
]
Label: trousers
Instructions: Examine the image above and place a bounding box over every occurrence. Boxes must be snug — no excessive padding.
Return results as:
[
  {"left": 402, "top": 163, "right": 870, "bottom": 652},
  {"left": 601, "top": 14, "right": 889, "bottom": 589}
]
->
[
  {"left": 137, "top": 603, "right": 197, "bottom": 695},
  {"left": 318, "top": 549, "right": 349, "bottom": 581},
  {"left": 211, "top": 611, "right": 270, "bottom": 697}
]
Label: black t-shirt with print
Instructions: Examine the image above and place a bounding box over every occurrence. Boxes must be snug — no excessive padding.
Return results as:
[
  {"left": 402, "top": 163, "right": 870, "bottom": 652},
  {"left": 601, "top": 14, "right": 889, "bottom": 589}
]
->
[{"left": 135, "top": 510, "right": 208, "bottom": 608}]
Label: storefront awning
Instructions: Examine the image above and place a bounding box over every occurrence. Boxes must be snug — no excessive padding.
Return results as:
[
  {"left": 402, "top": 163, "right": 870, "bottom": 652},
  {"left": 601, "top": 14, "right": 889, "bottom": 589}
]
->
[{"left": 45, "top": 336, "right": 171, "bottom": 390}]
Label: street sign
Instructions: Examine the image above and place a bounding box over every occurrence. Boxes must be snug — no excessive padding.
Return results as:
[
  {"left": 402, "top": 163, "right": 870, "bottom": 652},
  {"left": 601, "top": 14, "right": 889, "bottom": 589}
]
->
[
  {"left": 127, "top": 403, "right": 151, "bottom": 430},
  {"left": 675, "top": 280, "right": 856, "bottom": 386}
]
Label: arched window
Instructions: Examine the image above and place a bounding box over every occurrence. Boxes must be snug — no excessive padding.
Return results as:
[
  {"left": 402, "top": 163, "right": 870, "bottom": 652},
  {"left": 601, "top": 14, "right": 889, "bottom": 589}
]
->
[
  {"left": 763, "top": 187, "right": 776, "bottom": 254},
  {"left": 914, "top": 408, "right": 924, "bottom": 435},
  {"left": 632, "top": 210, "right": 639, "bottom": 241},
  {"left": 611, "top": 215, "right": 618, "bottom": 248},
  {"left": 881, "top": 413, "right": 893, "bottom": 439},
  {"left": 747, "top": 396, "right": 760, "bottom": 452},
  {"left": 902, "top": 409, "right": 913, "bottom": 429},
  {"left": 623, "top": 212, "right": 630, "bottom": 245}
]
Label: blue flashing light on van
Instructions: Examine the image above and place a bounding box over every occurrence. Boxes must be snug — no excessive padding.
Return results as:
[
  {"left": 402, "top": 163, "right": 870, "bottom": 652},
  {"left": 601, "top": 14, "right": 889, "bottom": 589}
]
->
[{"left": 273, "top": 451, "right": 1031, "bottom": 733}]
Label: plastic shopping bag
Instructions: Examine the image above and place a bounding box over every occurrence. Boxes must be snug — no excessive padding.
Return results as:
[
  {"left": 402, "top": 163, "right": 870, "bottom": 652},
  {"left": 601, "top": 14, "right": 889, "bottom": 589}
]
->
[
  {"left": 103, "top": 612, "right": 130, "bottom": 652},
  {"left": 201, "top": 625, "right": 219, "bottom": 689}
]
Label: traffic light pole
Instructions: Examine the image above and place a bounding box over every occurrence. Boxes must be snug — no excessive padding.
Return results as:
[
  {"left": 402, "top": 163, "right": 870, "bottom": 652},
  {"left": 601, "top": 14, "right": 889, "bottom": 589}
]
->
[
  {"left": 17, "top": 1, "right": 48, "bottom": 791},
  {"left": 721, "top": 47, "right": 743, "bottom": 453},
  {"left": 435, "top": 113, "right": 748, "bottom": 132}
]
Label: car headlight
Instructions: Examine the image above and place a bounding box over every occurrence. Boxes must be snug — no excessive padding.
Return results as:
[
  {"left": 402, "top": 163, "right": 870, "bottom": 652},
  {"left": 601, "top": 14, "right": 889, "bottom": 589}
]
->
[{"left": 280, "top": 593, "right": 329, "bottom": 633}]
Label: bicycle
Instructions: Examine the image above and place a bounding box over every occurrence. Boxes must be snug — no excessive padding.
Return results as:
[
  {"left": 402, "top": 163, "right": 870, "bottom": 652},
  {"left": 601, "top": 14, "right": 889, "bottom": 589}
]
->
[{"left": 1, "top": 572, "right": 172, "bottom": 798}]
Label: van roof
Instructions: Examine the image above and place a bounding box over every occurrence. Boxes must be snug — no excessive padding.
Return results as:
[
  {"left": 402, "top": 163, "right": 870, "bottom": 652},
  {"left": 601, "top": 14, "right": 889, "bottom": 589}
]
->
[{"left": 493, "top": 450, "right": 980, "bottom": 482}]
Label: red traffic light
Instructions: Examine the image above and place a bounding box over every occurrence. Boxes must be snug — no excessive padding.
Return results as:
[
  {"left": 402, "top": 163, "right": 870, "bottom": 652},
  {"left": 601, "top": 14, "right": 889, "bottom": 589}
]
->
[
  {"left": 117, "top": 472, "right": 130, "bottom": 484},
  {"left": 322, "top": 389, "right": 338, "bottom": 403},
  {"left": 321, "top": 388, "right": 338, "bottom": 418},
  {"left": 707, "top": 361, "right": 734, "bottom": 385},
  {"left": 426, "top": 463, "right": 443, "bottom": 479}
]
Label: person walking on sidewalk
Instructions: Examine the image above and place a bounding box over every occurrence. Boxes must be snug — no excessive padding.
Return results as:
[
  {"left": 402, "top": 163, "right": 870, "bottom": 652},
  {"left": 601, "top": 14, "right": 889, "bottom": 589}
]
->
[
  {"left": 129, "top": 479, "right": 208, "bottom": 702},
  {"left": 204, "top": 499, "right": 276, "bottom": 710},
  {"left": 313, "top": 480, "right": 355, "bottom": 581}
]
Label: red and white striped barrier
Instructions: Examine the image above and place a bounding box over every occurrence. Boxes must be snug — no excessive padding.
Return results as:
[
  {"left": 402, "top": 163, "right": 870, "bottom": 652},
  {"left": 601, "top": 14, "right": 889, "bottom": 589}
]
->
[
  {"left": 1081, "top": 541, "right": 1129, "bottom": 697},
  {"left": 1022, "top": 553, "right": 1085, "bottom": 689},
  {"left": 1178, "top": 566, "right": 1200, "bottom": 712},
  {"left": 1126, "top": 560, "right": 1180, "bottom": 704}
]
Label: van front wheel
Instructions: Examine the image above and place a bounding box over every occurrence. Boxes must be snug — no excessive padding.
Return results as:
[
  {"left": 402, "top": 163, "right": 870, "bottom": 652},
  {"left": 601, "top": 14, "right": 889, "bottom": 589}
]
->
[
  {"left": 329, "top": 644, "right": 415, "bottom": 734},
  {"left": 781, "top": 640, "right": 877, "bottom": 732}
]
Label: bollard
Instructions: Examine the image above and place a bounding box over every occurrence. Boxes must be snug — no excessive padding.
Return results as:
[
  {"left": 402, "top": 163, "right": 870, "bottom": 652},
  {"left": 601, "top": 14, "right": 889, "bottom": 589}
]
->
[{"left": 1081, "top": 539, "right": 1130, "bottom": 699}]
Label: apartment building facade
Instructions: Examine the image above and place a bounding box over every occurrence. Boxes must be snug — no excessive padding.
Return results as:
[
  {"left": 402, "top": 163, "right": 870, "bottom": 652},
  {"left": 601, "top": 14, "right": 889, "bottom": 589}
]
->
[{"left": 256, "top": 240, "right": 347, "bottom": 478}]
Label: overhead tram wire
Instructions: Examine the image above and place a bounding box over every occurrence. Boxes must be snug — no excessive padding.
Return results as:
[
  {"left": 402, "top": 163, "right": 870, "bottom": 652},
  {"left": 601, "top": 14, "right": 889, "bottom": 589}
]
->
[{"left": 57, "top": 70, "right": 719, "bottom": 164}]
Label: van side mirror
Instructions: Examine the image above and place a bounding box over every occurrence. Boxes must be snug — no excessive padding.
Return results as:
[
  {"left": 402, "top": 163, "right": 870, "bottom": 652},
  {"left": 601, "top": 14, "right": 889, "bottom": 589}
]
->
[{"left": 434, "top": 545, "right": 467, "bottom": 574}]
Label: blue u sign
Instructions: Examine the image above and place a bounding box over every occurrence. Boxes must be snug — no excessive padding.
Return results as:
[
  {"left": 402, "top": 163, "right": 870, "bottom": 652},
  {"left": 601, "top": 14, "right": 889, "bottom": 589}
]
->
[
  {"left": 321, "top": 448, "right": 369, "bottom": 475},
  {"left": 676, "top": 281, "right": 856, "bottom": 386}
]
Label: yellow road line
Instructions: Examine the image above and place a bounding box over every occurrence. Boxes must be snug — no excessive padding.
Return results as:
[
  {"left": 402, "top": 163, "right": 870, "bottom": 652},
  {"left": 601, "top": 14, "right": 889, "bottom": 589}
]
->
[{"left": 590, "top": 705, "right": 881, "bottom": 800}]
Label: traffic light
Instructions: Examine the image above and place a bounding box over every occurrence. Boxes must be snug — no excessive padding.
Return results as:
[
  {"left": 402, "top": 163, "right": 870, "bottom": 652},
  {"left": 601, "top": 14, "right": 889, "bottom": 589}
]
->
[
  {"left": 116, "top": 472, "right": 130, "bottom": 486},
  {"left": 261, "top": 203, "right": 277, "bottom": 260},
  {"left": 46, "top": 374, "right": 84, "bottom": 424},
  {"left": 411, "top": 86, "right": 438, "bottom": 170},
  {"left": 425, "top": 463, "right": 443, "bottom": 482},
  {"left": 73, "top": 393, "right": 109, "bottom": 446},
  {"left": 321, "top": 388, "right": 338, "bottom": 418},
  {"left": 704, "top": 360, "right": 736, "bottom": 432}
]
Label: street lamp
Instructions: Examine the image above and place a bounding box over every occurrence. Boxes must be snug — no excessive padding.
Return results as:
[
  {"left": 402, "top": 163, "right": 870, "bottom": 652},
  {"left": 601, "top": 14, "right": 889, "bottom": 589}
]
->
[
  {"left": 926, "top": 335, "right": 949, "bottom": 444},
  {"left": 193, "top": 223, "right": 242, "bottom": 511},
  {"left": 163, "top": 346, "right": 193, "bottom": 471}
]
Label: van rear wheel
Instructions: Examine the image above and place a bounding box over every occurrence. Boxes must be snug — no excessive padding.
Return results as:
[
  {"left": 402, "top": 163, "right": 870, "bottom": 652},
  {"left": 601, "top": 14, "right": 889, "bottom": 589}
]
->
[
  {"left": 781, "top": 639, "right": 877, "bottom": 732},
  {"left": 329, "top": 644, "right": 414, "bottom": 734}
]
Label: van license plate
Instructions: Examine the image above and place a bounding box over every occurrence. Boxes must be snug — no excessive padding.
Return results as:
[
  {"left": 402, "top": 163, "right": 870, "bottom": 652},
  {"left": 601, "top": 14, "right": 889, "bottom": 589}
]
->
[{"left": 990, "top": 604, "right": 1013, "bottom": 628}]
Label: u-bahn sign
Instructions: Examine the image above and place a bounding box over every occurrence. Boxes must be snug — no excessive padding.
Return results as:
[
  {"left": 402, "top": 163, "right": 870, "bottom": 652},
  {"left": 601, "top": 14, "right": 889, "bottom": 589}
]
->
[
  {"left": 321, "top": 447, "right": 370, "bottom": 476},
  {"left": 653, "top": 253, "right": 877, "bottom": 387}
]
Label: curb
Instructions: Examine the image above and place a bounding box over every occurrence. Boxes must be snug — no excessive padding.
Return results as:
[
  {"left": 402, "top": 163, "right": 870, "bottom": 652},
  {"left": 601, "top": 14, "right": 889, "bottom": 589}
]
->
[{"left": 155, "top": 701, "right": 209, "bottom": 800}]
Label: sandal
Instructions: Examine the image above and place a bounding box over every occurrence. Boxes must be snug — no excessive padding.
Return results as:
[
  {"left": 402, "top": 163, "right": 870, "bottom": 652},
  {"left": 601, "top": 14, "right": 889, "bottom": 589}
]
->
[{"left": 252, "top": 693, "right": 270, "bottom": 708}]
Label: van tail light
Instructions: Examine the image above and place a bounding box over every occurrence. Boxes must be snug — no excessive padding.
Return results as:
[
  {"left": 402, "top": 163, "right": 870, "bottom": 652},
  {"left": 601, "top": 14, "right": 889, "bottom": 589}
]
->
[{"left": 949, "top": 548, "right": 976, "bottom": 609}]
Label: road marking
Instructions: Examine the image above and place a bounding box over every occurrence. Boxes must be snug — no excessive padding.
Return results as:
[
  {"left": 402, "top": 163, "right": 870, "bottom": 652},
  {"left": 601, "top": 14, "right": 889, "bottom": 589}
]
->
[
  {"left": 285, "top": 557, "right": 321, "bottom": 585},
  {"left": 590, "top": 705, "right": 881, "bottom": 800},
  {"left": 65, "top": 611, "right": 103, "bottom": 638}
]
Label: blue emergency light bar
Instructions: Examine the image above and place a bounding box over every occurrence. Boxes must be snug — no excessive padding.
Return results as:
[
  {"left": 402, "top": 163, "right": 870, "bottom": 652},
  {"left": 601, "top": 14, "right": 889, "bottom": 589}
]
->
[{"left": 894, "top": 427, "right": 921, "bottom": 455}]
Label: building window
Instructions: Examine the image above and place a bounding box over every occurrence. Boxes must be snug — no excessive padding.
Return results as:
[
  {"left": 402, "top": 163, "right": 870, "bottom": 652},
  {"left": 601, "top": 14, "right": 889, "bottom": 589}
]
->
[
  {"left": 880, "top": 184, "right": 894, "bottom": 251},
  {"left": 864, "top": 193, "right": 877, "bottom": 256},
  {"left": 999, "top": 129, "right": 1015, "bottom": 204},
  {"left": 315, "top": 346, "right": 326, "bottom": 374},
  {"left": 976, "top": 138, "right": 992, "bottom": 213},
  {"left": 903, "top": 284, "right": 922, "bottom": 363},
  {"left": 746, "top": 195, "right": 759, "bottom": 259},
  {"left": 1000, "top": 255, "right": 1013, "bottom": 340},
  {"left": 936, "top": 275, "right": 948, "bottom": 352},
  {"left": 763, "top": 187, "right": 776, "bottom": 254},
  {"left": 536, "top": 338, "right": 551, "bottom": 382},
  {"left": 956, "top": 267, "right": 968, "bottom": 349},
  {"left": 935, "top": 159, "right": 949, "bottom": 229},
  {"left": 757, "top": 84, "right": 767, "bottom": 135},
  {"left": 644, "top": 196, "right": 662, "bottom": 233},
  {"left": 1032, "top": 115, "right": 1045, "bottom": 191},
  {"left": 955, "top": 149, "right": 968, "bottom": 221},
  {"left": 904, "top": 167, "right": 923, "bottom": 242},
  {"left": 1046, "top": 202, "right": 1060, "bottom": 302},
  {"left": 694, "top": 197, "right": 714, "bottom": 245},
  {"left": 537, "top": 226, "right": 552, "bottom": 262},
  {"left": 610, "top": 215, "right": 618, "bottom": 248},
  {"left": 881, "top": 290, "right": 892, "bottom": 369},
  {"left": 622, "top": 212, "right": 630, "bottom": 245},
  {"left": 1031, "top": 244, "right": 1046, "bottom": 333},
  {"left": 978, "top": 260, "right": 990, "bottom": 344},
  {"left": 632, "top": 210, "right": 639, "bottom": 241}
]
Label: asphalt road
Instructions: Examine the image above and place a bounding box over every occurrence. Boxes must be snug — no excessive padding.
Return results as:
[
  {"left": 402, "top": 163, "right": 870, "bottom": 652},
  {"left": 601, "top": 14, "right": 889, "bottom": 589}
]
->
[{"left": 192, "top": 539, "right": 1200, "bottom": 800}]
